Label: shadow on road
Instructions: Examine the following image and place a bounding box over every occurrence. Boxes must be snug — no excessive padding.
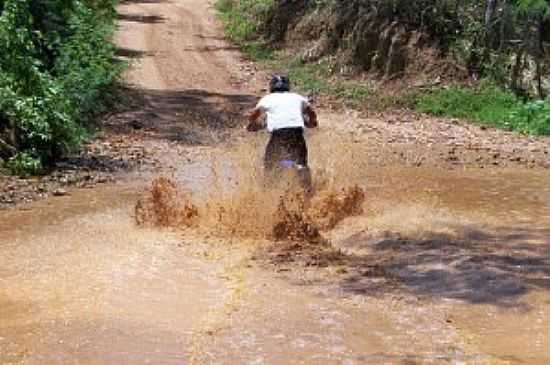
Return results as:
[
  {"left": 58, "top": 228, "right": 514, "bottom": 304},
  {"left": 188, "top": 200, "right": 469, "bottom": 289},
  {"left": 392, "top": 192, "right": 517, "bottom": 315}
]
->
[
  {"left": 193, "top": 34, "right": 228, "bottom": 42},
  {"left": 188, "top": 45, "right": 241, "bottom": 53},
  {"left": 115, "top": 47, "right": 152, "bottom": 59},
  {"left": 117, "top": 13, "right": 165, "bottom": 24},
  {"left": 341, "top": 226, "right": 550, "bottom": 307},
  {"left": 107, "top": 87, "right": 258, "bottom": 145},
  {"left": 121, "top": 0, "right": 167, "bottom": 3},
  {"left": 269, "top": 224, "right": 550, "bottom": 308}
]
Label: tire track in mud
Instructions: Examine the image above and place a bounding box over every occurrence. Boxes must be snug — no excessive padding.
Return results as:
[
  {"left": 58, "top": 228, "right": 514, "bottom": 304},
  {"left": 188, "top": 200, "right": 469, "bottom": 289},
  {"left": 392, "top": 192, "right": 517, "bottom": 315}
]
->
[
  {"left": 116, "top": 1, "right": 255, "bottom": 361},
  {"left": 186, "top": 250, "right": 248, "bottom": 364},
  {"left": 116, "top": 0, "right": 242, "bottom": 92}
]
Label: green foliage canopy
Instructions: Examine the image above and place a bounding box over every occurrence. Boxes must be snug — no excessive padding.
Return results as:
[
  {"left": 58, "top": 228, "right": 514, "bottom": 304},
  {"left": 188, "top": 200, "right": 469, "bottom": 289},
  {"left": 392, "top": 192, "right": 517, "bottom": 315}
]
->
[{"left": 0, "top": 0, "right": 120, "bottom": 174}]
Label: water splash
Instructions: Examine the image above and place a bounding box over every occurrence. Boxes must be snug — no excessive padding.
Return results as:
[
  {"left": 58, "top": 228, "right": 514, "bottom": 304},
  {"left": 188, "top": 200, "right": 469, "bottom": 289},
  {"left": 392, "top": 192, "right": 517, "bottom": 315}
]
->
[
  {"left": 135, "top": 176, "right": 365, "bottom": 243},
  {"left": 135, "top": 177, "right": 198, "bottom": 227}
]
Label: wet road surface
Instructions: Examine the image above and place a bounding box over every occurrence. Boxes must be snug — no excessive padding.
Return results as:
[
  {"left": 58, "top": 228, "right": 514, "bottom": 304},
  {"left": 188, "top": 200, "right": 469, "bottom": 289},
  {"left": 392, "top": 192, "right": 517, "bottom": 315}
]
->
[{"left": 2, "top": 0, "right": 550, "bottom": 363}]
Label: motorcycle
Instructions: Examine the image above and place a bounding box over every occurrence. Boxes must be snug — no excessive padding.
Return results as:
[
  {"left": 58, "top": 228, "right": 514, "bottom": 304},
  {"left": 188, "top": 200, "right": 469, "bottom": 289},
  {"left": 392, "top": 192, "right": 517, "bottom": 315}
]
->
[
  {"left": 266, "top": 157, "right": 312, "bottom": 193},
  {"left": 248, "top": 96, "right": 316, "bottom": 194}
]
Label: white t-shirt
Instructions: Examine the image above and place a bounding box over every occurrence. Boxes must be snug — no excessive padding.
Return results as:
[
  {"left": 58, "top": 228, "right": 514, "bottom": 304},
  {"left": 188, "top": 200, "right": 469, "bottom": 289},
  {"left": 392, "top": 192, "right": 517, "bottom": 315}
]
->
[{"left": 256, "top": 92, "right": 309, "bottom": 132}]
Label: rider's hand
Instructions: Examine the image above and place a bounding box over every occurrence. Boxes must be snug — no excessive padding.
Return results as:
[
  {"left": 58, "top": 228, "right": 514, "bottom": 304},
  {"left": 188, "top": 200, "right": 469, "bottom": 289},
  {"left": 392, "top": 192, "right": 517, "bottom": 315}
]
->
[
  {"left": 247, "top": 108, "right": 263, "bottom": 132},
  {"left": 304, "top": 106, "right": 318, "bottom": 128},
  {"left": 247, "top": 122, "right": 262, "bottom": 132}
]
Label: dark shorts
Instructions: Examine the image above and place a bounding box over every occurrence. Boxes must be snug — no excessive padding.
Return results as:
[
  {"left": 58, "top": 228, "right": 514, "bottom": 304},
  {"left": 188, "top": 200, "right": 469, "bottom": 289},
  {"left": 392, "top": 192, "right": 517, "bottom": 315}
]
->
[{"left": 264, "top": 127, "right": 308, "bottom": 170}]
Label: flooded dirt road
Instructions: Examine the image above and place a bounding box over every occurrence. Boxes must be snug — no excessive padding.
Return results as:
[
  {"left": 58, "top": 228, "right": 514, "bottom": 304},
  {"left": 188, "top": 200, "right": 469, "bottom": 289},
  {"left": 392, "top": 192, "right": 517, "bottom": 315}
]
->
[
  {"left": 2, "top": 0, "right": 550, "bottom": 364},
  {"left": 2, "top": 154, "right": 549, "bottom": 364}
]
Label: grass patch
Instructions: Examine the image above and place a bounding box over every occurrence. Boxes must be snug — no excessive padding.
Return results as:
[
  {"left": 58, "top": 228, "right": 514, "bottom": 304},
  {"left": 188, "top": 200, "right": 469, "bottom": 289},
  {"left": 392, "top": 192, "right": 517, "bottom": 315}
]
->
[
  {"left": 215, "top": 0, "right": 273, "bottom": 43},
  {"left": 415, "top": 86, "right": 550, "bottom": 135},
  {"left": 288, "top": 61, "right": 370, "bottom": 105},
  {"left": 270, "top": 58, "right": 371, "bottom": 105},
  {"left": 242, "top": 41, "right": 274, "bottom": 60},
  {"left": 215, "top": 0, "right": 274, "bottom": 60}
]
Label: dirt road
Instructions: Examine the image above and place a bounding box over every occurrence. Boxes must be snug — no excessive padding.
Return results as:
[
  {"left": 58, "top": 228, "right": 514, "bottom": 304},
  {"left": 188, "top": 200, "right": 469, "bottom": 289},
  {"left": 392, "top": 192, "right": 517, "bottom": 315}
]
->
[{"left": 1, "top": 0, "right": 550, "bottom": 364}]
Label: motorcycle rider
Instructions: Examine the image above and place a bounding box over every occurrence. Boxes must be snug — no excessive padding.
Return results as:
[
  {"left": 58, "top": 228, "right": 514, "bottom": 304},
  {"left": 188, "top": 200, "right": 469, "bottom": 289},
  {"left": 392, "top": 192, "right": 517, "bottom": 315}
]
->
[{"left": 247, "top": 75, "right": 318, "bottom": 188}]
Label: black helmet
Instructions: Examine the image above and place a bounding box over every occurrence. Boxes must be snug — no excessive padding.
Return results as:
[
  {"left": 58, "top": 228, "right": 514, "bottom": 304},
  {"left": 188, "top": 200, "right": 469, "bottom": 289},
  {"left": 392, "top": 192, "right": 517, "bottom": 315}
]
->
[{"left": 269, "top": 74, "right": 290, "bottom": 93}]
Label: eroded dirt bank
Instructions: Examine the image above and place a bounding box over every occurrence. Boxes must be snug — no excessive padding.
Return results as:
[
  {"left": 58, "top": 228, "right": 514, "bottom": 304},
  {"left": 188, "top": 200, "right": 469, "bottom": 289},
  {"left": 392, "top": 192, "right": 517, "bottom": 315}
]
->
[{"left": 1, "top": 0, "right": 550, "bottom": 364}]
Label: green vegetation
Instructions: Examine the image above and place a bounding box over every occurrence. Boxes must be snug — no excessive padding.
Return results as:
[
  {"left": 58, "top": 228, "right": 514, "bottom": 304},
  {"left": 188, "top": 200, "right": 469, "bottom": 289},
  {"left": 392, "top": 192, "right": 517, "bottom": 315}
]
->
[
  {"left": 416, "top": 86, "right": 550, "bottom": 135},
  {"left": 216, "top": 0, "right": 549, "bottom": 136},
  {"left": 242, "top": 42, "right": 274, "bottom": 61},
  {"left": 259, "top": 0, "right": 550, "bottom": 100},
  {"left": 216, "top": 0, "right": 370, "bottom": 104},
  {"left": 0, "top": 0, "right": 121, "bottom": 175},
  {"left": 215, "top": 0, "right": 274, "bottom": 60},
  {"left": 282, "top": 60, "right": 370, "bottom": 105},
  {"left": 215, "top": 0, "right": 272, "bottom": 42}
]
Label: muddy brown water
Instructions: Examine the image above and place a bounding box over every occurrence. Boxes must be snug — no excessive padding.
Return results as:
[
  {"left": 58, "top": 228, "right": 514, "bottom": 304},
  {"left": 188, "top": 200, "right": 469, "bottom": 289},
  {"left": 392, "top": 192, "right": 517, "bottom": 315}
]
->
[
  {"left": 1, "top": 156, "right": 549, "bottom": 363},
  {"left": 2, "top": 0, "right": 549, "bottom": 362}
]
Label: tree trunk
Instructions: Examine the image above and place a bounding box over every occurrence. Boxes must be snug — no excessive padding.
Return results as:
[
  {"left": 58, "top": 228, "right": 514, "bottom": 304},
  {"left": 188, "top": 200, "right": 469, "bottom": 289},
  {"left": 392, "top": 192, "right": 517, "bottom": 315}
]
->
[
  {"left": 535, "top": 14, "right": 545, "bottom": 99},
  {"left": 0, "top": 136, "right": 17, "bottom": 159},
  {"left": 470, "top": 0, "right": 499, "bottom": 76},
  {"left": 511, "top": 48, "right": 524, "bottom": 94},
  {"left": 484, "top": 0, "right": 498, "bottom": 48}
]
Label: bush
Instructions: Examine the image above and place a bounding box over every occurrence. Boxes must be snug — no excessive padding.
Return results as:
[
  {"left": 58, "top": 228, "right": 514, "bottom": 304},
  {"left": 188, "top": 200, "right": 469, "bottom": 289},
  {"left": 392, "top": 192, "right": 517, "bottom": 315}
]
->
[
  {"left": 416, "top": 86, "right": 550, "bottom": 136},
  {"left": 215, "top": 0, "right": 273, "bottom": 42},
  {"left": 0, "top": 0, "right": 120, "bottom": 174},
  {"left": 504, "top": 100, "right": 550, "bottom": 135},
  {"left": 6, "top": 152, "right": 42, "bottom": 176},
  {"left": 55, "top": 2, "right": 122, "bottom": 124},
  {"left": 216, "top": 0, "right": 275, "bottom": 60}
]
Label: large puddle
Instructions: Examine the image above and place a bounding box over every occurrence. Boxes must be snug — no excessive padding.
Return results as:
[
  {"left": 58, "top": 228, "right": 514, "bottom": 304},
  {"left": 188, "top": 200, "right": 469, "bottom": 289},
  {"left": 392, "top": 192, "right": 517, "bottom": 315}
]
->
[
  {"left": 1, "top": 136, "right": 549, "bottom": 363},
  {"left": 139, "top": 140, "right": 550, "bottom": 363},
  {"left": 171, "top": 137, "right": 550, "bottom": 231}
]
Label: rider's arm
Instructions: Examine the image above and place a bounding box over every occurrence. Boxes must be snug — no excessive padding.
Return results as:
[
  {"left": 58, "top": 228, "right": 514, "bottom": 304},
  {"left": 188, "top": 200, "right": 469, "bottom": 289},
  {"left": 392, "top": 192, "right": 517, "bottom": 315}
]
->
[
  {"left": 247, "top": 108, "right": 263, "bottom": 132},
  {"left": 304, "top": 105, "right": 318, "bottom": 128}
]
